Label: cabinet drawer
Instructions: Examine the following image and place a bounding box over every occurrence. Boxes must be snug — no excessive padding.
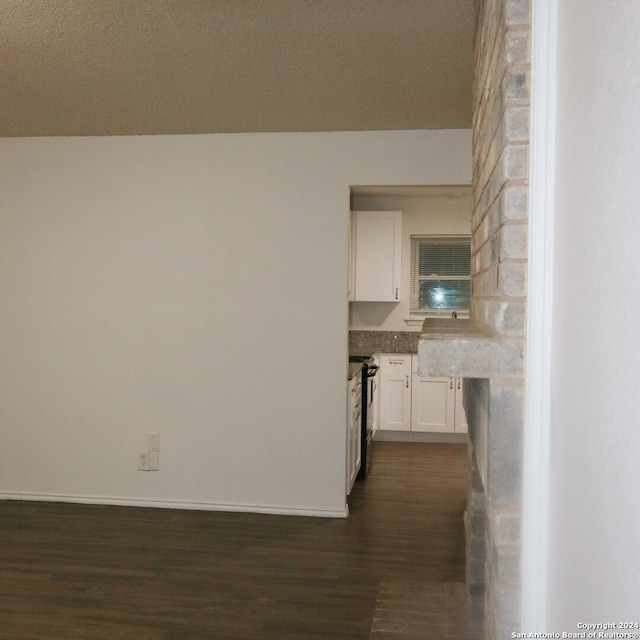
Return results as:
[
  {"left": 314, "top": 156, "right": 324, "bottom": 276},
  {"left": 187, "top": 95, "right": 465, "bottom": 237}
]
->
[{"left": 380, "top": 354, "right": 411, "bottom": 370}]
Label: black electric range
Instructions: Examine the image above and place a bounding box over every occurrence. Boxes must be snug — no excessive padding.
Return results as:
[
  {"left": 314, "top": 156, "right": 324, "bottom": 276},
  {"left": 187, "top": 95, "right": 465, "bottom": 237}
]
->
[{"left": 348, "top": 355, "right": 379, "bottom": 479}]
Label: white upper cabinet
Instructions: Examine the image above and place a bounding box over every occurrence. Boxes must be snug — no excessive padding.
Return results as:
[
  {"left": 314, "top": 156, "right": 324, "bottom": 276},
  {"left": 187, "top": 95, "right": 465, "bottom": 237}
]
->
[{"left": 351, "top": 211, "right": 402, "bottom": 302}]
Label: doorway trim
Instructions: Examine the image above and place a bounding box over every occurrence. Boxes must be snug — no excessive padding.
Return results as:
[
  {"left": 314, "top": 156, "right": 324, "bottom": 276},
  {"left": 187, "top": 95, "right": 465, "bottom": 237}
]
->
[{"left": 521, "top": 0, "right": 557, "bottom": 629}]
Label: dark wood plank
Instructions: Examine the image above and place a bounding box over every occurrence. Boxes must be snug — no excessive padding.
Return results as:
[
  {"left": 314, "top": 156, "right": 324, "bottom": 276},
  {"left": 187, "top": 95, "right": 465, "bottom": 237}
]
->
[{"left": 0, "top": 442, "right": 469, "bottom": 639}]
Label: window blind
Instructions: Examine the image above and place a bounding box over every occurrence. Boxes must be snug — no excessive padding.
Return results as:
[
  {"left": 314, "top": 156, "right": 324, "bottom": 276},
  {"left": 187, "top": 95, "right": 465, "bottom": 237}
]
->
[{"left": 410, "top": 236, "right": 471, "bottom": 314}]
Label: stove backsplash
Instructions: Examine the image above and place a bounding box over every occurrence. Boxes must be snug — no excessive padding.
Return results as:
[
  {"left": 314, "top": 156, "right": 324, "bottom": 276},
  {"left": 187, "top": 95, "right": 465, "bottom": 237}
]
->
[{"left": 349, "top": 330, "right": 422, "bottom": 356}]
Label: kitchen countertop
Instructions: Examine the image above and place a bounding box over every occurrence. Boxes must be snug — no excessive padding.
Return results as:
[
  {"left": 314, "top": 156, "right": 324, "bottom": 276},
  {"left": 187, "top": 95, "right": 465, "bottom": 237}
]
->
[
  {"left": 417, "top": 318, "right": 524, "bottom": 378},
  {"left": 349, "top": 324, "right": 524, "bottom": 378}
]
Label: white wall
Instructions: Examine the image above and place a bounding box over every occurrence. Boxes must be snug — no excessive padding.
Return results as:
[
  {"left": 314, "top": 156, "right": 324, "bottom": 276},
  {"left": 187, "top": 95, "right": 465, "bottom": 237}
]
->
[
  {"left": 546, "top": 0, "right": 640, "bottom": 625},
  {"left": 0, "top": 130, "right": 471, "bottom": 516},
  {"left": 349, "top": 194, "right": 472, "bottom": 331}
]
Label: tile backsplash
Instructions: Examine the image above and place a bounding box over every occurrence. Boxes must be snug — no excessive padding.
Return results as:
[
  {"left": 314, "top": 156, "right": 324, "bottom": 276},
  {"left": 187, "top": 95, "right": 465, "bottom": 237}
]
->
[{"left": 349, "top": 330, "right": 422, "bottom": 356}]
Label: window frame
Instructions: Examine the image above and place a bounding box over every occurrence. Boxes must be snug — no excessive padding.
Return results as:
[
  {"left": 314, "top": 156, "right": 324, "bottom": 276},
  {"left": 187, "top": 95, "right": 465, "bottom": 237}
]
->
[{"left": 409, "top": 234, "right": 471, "bottom": 319}]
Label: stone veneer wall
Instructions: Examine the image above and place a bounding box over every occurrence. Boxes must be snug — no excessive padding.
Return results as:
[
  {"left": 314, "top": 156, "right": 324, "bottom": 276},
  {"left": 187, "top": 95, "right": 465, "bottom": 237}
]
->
[{"left": 465, "top": 0, "right": 530, "bottom": 637}]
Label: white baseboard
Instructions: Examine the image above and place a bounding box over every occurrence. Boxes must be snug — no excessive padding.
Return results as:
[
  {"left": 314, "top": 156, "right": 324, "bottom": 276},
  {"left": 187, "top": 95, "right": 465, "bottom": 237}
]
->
[
  {"left": 0, "top": 491, "right": 349, "bottom": 519},
  {"left": 375, "top": 430, "right": 468, "bottom": 444}
]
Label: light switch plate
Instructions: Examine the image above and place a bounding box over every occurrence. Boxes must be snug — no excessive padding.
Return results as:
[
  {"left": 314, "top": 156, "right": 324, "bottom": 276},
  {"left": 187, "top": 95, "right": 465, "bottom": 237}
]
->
[{"left": 148, "top": 433, "right": 160, "bottom": 453}]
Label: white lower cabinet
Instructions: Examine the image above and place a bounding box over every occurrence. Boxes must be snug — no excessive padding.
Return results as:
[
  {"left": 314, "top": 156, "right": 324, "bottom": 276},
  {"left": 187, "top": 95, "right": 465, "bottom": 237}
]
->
[
  {"left": 411, "top": 374, "right": 455, "bottom": 432},
  {"left": 377, "top": 353, "right": 467, "bottom": 434},
  {"left": 378, "top": 355, "right": 411, "bottom": 431},
  {"left": 453, "top": 375, "right": 468, "bottom": 433}
]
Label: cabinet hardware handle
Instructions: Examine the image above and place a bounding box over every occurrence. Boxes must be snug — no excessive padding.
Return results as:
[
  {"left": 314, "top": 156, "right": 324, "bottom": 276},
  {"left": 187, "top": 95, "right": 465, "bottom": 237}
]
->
[
  {"left": 405, "top": 375, "right": 409, "bottom": 388},
  {"left": 450, "top": 378, "right": 453, "bottom": 390},
  {"left": 395, "top": 287, "right": 398, "bottom": 300},
  {"left": 457, "top": 378, "right": 461, "bottom": 390}
]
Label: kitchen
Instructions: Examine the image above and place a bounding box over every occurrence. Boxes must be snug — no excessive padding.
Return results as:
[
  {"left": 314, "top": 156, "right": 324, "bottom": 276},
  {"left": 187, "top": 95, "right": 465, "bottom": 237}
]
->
[{"left": 346, "top": 186, "right": 472, "bottom": 495}]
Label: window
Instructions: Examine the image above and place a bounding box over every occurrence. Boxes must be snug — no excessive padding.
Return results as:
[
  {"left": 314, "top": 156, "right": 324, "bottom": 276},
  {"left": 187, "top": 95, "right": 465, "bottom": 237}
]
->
[{"left": 410, "top": 236, "right": 471, "bottom": 316}]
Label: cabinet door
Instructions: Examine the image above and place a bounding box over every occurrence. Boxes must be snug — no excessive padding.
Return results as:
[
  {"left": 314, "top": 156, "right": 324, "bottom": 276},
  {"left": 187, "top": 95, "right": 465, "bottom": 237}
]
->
[
  {"left": 454, "top": 377, "right": 468, "bottom": 433},
  {"left": 352, "top": 211, "right": 402, "bottom": 302},
  {"left": 378, "top": 355, "right": 411, "bottom": 431},
  {"left": 411, "top": 375, "right": 456, "bottom": 433},
  {"left": 370, "top": 373, "right": 379, "bottom": 437},
  {"left": 347, "top": 376, "right": 362, "bottom": 494},
  {"left": 353, "top": 407, "right": 361, "bottom": 478},
  {"left": 348, "top": 405, "right": 361, "bottom": 492}
]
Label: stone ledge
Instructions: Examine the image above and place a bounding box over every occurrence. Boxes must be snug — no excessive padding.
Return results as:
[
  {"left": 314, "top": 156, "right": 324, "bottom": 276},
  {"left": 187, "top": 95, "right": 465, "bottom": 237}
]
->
[{"left": 417, "top": 319, "right": 524, "bottom": 378}]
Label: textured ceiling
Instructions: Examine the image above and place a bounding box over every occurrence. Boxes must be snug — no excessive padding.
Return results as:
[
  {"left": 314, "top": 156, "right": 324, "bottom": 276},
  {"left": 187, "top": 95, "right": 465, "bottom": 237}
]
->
[{"left": 0, "top": 0, "right": 474, "bottom": 137}]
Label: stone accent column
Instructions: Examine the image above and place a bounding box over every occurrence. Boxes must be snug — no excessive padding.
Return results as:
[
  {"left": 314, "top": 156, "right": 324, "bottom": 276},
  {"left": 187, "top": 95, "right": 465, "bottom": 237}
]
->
[{"left": 466, "top": 0, "right": 530, "bottom": 637}]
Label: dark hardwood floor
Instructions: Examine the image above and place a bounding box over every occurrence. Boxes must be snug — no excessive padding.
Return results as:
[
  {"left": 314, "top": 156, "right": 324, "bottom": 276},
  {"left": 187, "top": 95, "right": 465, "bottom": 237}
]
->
[{"left": 0, "top": 442, "right": 474, "bottom": 639}]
